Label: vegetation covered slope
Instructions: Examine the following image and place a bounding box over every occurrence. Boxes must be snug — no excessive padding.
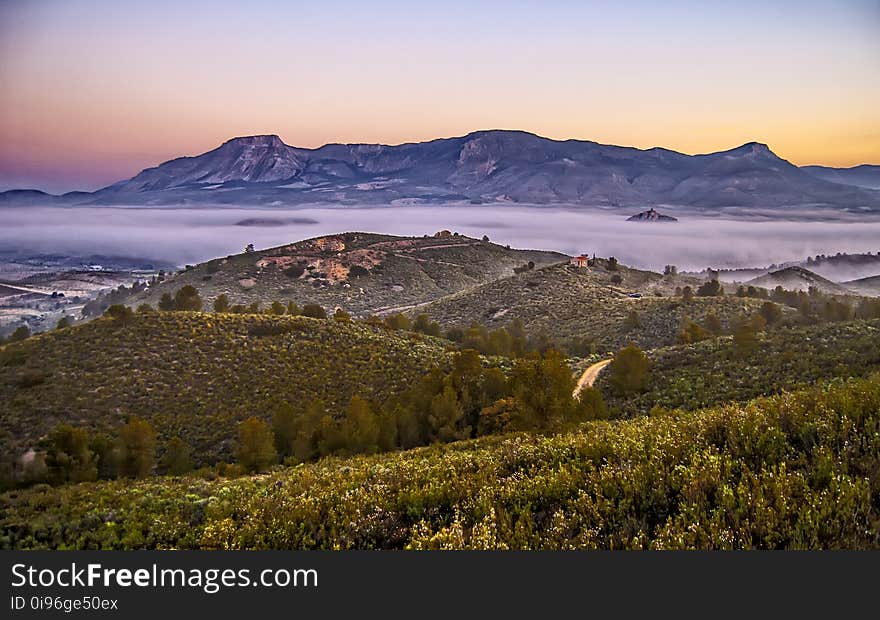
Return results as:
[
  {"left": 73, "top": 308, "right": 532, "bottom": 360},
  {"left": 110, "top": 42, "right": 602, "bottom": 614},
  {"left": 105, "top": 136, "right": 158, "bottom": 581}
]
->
[
  {"left": 599, "top": 319, "right": 880, "bottom": 416},
  {"left": 128, "top": 232, "right": 565, "bottom": 316},
  {"left": 0, "top": 312, "right": 450, "bottom": 462},
  {"left": 415, "top": 261, "right": 772, "bottom": 351},
  {"left": 2, "top": 373, "right": 878, "bottom": 550}
]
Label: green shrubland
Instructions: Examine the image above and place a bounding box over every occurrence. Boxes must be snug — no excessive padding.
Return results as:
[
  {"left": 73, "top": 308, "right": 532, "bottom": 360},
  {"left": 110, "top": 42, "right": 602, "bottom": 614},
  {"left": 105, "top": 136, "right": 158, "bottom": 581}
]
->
[{"left": 2, "top": 373, "right": 878, "bottom": 550}]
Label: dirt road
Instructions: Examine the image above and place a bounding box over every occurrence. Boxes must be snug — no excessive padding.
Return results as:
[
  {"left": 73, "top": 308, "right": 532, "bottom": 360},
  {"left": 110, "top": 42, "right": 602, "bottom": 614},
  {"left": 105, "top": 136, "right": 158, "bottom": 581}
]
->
[{"left": 573, "top": 358, "right": 612, "bottom": 398}]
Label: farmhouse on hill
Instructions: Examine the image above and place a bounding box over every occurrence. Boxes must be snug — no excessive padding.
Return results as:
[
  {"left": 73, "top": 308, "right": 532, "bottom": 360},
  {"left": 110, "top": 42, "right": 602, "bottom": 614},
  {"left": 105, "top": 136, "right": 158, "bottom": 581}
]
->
[{"left": 571, "top": 255, "right": 589, "bottom": 268}]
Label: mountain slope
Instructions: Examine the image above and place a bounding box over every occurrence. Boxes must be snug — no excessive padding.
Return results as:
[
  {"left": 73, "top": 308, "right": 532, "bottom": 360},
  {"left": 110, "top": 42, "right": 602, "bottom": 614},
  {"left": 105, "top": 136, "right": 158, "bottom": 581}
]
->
[
  {"left": 0, "top": 312, "right": 451, "bottom": 462},
  {"left": 5, "top": 130, "right": 878, "bottom": 209},
  {"left": 801, "top": 164, "right": 880, "bottom": 190},
  {"left": 127, "top": 232, "right": 566, "bottom": 316}
]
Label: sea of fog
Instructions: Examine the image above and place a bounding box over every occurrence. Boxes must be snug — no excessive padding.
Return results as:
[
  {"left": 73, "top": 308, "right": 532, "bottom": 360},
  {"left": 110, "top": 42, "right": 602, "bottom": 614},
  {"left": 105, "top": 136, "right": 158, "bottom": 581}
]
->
[{"left": 2, "top": 205, "right": 880, "bottom": 272}]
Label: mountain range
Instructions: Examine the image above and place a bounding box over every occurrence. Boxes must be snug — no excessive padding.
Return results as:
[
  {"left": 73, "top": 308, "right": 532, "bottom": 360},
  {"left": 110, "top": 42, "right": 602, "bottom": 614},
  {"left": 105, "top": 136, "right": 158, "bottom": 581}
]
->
[{"left": 2, "top": 130, "right": 879, "bottom": 210}]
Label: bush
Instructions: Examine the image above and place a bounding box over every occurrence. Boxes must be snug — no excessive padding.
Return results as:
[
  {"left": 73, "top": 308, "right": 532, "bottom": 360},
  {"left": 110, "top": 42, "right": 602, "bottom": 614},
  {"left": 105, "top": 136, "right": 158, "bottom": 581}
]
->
[
  {"left": 348, "top": 265, "right": 369, "bottom": 278},
  {"left": 302, "top": 304, "right": 327, "bottom": 319},
  {"left": 697, "top": 280, "right": 723, "bottom": 297},
  {"left": 284, "top": 265, "right": 305, "bottom": 279}
]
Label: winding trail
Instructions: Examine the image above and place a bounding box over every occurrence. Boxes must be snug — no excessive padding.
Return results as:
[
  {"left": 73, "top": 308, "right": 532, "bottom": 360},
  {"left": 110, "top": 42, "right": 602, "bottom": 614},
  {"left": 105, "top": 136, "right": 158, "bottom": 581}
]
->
[{"left": 573, "top": 358, "right": 613, "bottom": 398}]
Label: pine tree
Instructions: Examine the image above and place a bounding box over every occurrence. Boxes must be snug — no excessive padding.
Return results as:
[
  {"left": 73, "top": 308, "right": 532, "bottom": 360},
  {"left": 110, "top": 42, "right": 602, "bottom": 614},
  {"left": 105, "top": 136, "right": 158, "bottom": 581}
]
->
[
  {"left": 116, "top": 417, "right": 157, "bottom": 478},
  {"left": 174, "top": 285, "right": 203, "bottom": 311},
  {"left": 292, "top": 400, "right": 325, "bottom": 462},
  {"left": 161, "top": 437, "right": 194, "bottom": 475},
  {"left": 607, "top": 344, "right": 650, "bottom": 396},
  {"left": 105, "top": 304, "right": 135, "bottom": 326},
  {"left": 158, "top": 293, "right": 175, "bottom": 311},
  {"left": 213, "top": 294, "right": 230, "bottom": 313},
  {"left": 236, "top": 417, "right": 277, "bottom": 472},
  {"left": 338, "top": 395, "right": 380, "bottom": 455},
  {"left": 272, "top": 402, "right": 298, "bottom": 458},
  {"left": 428, "top": 385, "right": 466, "bottom": 442},
  {"left": 510, "top": 349, "right": 578, "bottom": 431},
  {"left": 43, "top": 424, "right": 97, "bottom": 484}
]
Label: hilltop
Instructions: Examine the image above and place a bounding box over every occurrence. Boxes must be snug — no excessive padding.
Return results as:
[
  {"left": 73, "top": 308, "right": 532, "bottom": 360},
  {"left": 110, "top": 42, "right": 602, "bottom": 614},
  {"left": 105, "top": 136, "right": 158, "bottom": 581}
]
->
[
  {"left": 0, "top": 312, "right": 451, "bottom": 463},
  {"left": 3, "top": 130, "right": 878, "bottom": 210},
  {"left": 127, "top": 232, "right": 565, "bottom": 317},
  {"left": 626, "top": 208, "right": 678, "bottom": 222},
  {"left": 412, "top": 260, "right": 772, "bottom": 351},
  {"left": 744, "top": 266, "right": 849, "bottom": 294}
]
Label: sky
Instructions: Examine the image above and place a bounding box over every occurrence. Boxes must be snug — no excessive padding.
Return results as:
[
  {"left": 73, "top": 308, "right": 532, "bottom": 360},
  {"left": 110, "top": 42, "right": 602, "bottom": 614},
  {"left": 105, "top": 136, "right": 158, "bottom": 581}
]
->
[{"left": 1, "top": 0, "right": 878, "bottom": 193}]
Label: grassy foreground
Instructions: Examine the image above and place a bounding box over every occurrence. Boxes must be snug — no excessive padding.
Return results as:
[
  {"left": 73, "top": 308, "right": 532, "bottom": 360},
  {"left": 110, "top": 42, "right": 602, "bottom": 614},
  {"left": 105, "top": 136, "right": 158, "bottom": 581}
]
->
[{"left": 3, "top": 373, "right": 878, "bottom": 550}]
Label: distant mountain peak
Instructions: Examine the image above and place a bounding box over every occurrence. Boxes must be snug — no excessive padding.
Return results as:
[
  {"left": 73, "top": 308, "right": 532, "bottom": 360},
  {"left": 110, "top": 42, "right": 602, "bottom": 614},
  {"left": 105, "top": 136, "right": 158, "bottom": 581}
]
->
[{"left": 221, "top": 134, "right": 288, "bottom": 148}]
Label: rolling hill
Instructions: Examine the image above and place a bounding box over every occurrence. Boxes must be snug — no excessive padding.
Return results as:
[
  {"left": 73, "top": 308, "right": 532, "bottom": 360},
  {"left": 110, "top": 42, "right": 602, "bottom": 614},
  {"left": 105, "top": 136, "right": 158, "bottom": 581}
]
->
[
  {"left": 126, "top": 232, "right": 565, "bottom": 316},
  {"left": 0, "top": 312, "right": 451, "bottom": 463},
  {"left": 3, "top": 130, "right": 878, "bottom": 210},
  {"left": 844, "top": 275, "right": 880, "bottom": 297},
  {"left": 744, "top": 266, "right": 849, "bottom": 294},
  {"left": 598, "top": 318, "right": 880, "bottom": 415},
  {"left": 412, "top": 260, "right": 774, "bottom": 351}
]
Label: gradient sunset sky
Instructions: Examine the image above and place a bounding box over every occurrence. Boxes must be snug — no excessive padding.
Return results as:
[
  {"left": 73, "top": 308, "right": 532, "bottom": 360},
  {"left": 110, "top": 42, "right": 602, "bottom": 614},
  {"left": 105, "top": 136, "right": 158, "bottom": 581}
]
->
[{"left": 1, "top": 0, "right": 878, "bottom": 193}]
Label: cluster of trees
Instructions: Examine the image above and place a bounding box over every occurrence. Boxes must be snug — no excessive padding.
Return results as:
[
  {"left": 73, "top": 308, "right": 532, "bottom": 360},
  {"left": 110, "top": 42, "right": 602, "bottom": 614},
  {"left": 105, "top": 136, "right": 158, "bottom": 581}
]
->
[
  {"left": 81, "top": 281, "right": 148, "bottom": 317},
  {"left": 677, "top": 301, "right": 782, "bottom": 348},
  {"left": 237, "top": 349, "right": 607, "bottom": 471},
  {"left": 1, "top": 417, "right": 194, "bottom": 490},
  {"left": 5, "top": 344, "right": 607, "bottom": 484},
  {"left": 0, "top": 325, "right": 31, "bottom": 346},
  {"left": 158, "top": 285, "right": 203, "bottom": 312},
  {"left": 735, "top": 284, "right": 880, "bottom": 323}
]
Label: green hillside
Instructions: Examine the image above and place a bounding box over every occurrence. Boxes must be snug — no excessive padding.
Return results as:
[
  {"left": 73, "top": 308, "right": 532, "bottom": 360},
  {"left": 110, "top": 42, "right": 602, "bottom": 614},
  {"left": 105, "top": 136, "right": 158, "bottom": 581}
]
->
[
  {"left": 599, "top": 319, "right": 880, "bottom": 415},
  {"left": 3, "top": 373, "right": 878, "bottom": 550},
  {"left": 127, "top": 232, "right": 565, "bottom": 317},
  {"left": 0, "top": 312, "right": 451, "bottom": 462},
  {"left": 415, "top": 261, "right": 775, "bottom": 351}
]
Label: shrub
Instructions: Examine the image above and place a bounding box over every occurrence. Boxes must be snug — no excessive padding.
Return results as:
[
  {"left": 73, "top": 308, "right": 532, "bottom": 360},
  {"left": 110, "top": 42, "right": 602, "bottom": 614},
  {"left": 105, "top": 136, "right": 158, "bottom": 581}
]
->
[
  {"left": 213, "top": 294, "right": 230, "bottom": 313},
  {"left": 302, "top": 304, "right": 327, "bottom": 319},
  {"left": 284, "top": 265, "right": 306, "bottom": 279}
]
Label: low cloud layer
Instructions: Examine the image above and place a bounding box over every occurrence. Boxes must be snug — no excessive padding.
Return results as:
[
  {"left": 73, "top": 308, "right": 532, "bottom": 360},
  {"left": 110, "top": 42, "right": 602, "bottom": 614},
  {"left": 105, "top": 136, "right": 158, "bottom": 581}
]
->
[{"left": 2, "top": 205, "right": 880, "bottom": 273}]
